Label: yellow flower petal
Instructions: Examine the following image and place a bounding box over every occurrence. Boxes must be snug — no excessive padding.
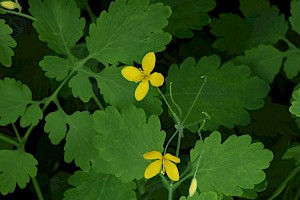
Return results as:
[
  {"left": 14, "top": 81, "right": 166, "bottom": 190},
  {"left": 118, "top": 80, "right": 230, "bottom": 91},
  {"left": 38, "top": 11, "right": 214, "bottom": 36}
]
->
[
  {"left": 189, "top": 177, "right": 197, "bottom": 197},
  {"left": 135, "top": 80, "right": 149, "bottom": 101},
  {"left": 143, "top": 151, "right": 162, "bottom": 160},
  {"left": 149, "top": 72, "right": 164, "bottom": 87},
  {"left": 0, "top": 1, "right": 16, "bottom": 9},
  {"left": 144, "top": 160, "right": 162, "bottom": 179},
  {"left": 121, "top": 66, "right": 143, "bottom": 82},
  {"left": 164, "top": 153, "right": 180, "bottom": 163},
  {"left": 164, "top": 159, "right": 180, "bottom": 181},
  {"left": 142, "top": 52, "right": 156, "bottom": 76}
]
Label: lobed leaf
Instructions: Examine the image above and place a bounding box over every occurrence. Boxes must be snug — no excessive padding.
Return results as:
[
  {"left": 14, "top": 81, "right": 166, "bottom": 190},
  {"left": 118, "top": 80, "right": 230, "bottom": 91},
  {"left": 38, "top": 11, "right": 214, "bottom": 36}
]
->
[
  {"left": 0, "top": 78, "right": 33, "bottom": 126},
  {"left": 151, "top": 0, "right": 216, "bottom": 38},
  {"left": 210, "top": 0, "right": 287, "bottom": 54},
  {"left": 282, "top": 145, "right": 300, "bottom": 164},
  {"left": 64, "top": 169, "right": 136, "bottom": 200},
  {"left": 86, "top": 0, "right": 172, "bottom": 66},
  {"left": 290, "top": 0, "right": 300, "bottom": 35},
  {"left": 166, "top": 55, "right": 270, "bottom": 130},
  {"left": 92, "top": 105, "right": 165, "bottom": 182},
  {"left": 20, "top": 104, "right": 43, "bottom": 127},
  {"left": 283, "top": 52, "right": 300, "bottom": 80},
  {"left": 190, "top": 131, "right": 273, "bottom": 197},
  {"left": 29, "top": 0, "right": 85, "bottom": 54},
  {"left": 67, "top": 66, "right": 162, "bottom": 116},
  {"left": 179, "top": 191, "right": 218, "bottom": 200},
  {"left": 0, "top": 19, "right": 17, "bottom": 67},
  {"left": 39, "top": 56, "right": 73, "bottom": 81},
  {"left": 289, "top": 88, "right": 300, "bottom": 117},
  {"left": 0, "top": 150, "right": 38, "bottom": 195},
  {"left": 233, "top": 45, "right": 284, "bottom": 83},
  {"left": 44, "top": 110, "right": 67, "bottom": 145},
  {"left": 44, "top": 110, "right": 99, "bottom": 171}
]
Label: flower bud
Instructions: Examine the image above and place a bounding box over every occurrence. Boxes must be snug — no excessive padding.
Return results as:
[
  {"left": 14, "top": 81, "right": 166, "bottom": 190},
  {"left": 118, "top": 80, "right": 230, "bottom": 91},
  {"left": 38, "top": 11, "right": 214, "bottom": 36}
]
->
[
  {"left": 189, "top": 177, "right": 197, "bottom": 197},
  {"left": 0, "top": 1, "right": 16, "bottom": 10}
]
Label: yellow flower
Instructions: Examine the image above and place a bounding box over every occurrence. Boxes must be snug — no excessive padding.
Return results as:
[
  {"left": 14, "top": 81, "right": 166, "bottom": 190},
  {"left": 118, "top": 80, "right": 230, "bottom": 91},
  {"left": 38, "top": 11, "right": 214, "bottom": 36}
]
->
[
  {"left": 121, "top": 52, "right": 164, "bottom": 101},
  {"left": 143, "top": 150, "right": 180, "bottom": 181}
]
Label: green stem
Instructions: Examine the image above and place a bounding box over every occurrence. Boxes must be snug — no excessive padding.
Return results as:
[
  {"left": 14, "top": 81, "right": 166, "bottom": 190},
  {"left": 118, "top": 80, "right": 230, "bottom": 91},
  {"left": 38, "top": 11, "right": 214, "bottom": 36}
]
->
[
  {"left": 82, "top": 0, "right": 96, "bottom": 22},
  {"left": 182, "top": 75, "right": 207, "bottom": 125},
  {"left": 175, "top": 127, "right": 183, "bottom": 157},
  {"left": 267, "top": 166, "right": 300, "bottom": 200},
  {"left": 0, "top": 133, "right": 19, "bottom": 147},
  {"left": 31, "top": 177, "right": 44, "bottom": 200},
  {"left": 172, "top": 173, "right": 193, "bottom": 191},
  {"left": 163, "top": 129, "right": 179, "bottom": 155},
  {"left": 4, "top": 10, "right": 36, "bottom": 21},
  {"left": 168, "top": 185, "right": 173, "bottom": 200},
  {"left": 21, "top": 67, "right": 77, "bottom": 146},
  {"left": 283, "top": 38, "right": 300, "bottom": 53},
  {"left": 92, "top": 94, "right": 104, "bottom": 110},
  {"left": 157, "top": 88, "right": 180, "bottom": 124},
  {"left": 12, "top": 123, "right": 21, "bottom": 142}
]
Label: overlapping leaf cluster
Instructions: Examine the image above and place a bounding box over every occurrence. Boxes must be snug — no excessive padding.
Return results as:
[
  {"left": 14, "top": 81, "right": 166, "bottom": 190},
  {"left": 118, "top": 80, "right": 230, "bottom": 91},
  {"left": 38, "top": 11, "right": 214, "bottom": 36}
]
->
[{"left": 1, "top": 0, "right": 300, "bottom": 199}]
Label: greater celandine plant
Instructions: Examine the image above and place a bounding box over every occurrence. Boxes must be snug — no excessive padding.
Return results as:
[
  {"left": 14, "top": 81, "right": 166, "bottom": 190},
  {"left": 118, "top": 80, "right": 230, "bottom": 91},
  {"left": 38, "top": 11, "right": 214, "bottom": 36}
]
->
[{"left": 1, "top": 0, "right": 300, "bottom": 200}]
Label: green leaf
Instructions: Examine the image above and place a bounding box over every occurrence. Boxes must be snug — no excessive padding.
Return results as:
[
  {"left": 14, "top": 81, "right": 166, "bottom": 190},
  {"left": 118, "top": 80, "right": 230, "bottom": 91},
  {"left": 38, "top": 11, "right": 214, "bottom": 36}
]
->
[
  {"left": 238, "top": 98, "right": 292, "bottom": 137},
  {"left": 44, "top": 110, "right": 67, "bottom": 145},
  {"left": 0, "top": 150, "right": 38, "bottom": 195},
  {"left": 68, "top": 70, "right": 94, "bottom": 103},
  {"left": 86, "top": 0, "right": 172, "bottom": 66},
  {"left": 64, "top": 111, "right": 99, "bottom": 171},
  {"left": 289, "top": 88, "right": 300, "bottom": 117},
  {"left": 45, "top": 110, "right": 98, "bottom": 170},
  {"left": 233, "top": 45, "right": 284, "bottom": 83},
  {"left": 20, "top": 104, "right": 43, "bottom": 127},
  {"left": 92, "top": 105, "right": 165, "bottom": 182},
  {"left": 29, "top": 0, "right": 86, "bottom": 54},
  {"left": 283, "top": 52, "right": 300, "bottom": 79},
  {"left": 0, "top": 19, "right": 17, "bottom": 67},
  {"left": 64, "top": 169, "right": 136, "bottom": 200},
  {"left": 67, "top": 66, "right": 162, "bottom": 116},
  {"left": 95, "top": 66, "right": 162, "bottom": 116},
  {"left": 282, "top": 144, "right": 300, "bottom": 163},
  {"left": 210, "top": 0, "right": 287, "bottom": 54},
  {"left": 0, "top": 78, "right": 33, "bottom": 126},
  {"left": 151, "top": 0, "right": 216, "bottom": 38},
  {"left": 179, "top": 191, "right": 218, "bottom": 200},
  {"left": 39, "top": 56, "right": 73, "bottom": 81},
  {"left": 210, "top": 14, "right": 252, "bottom": 54},
  {"left": 166, "top": 55, "right": 270, "bottom": 130},
  {"left": 190, "top": 131, "right": 273, "bottom": 197},
  {"left": 290, "top": 0, "right": 300, "bottom": 35}
]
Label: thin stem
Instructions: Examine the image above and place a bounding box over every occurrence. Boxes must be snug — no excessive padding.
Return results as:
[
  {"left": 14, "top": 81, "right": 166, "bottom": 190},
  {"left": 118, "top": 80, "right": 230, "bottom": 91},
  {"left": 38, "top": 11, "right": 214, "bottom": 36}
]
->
[
  {"left": 157, "top": 88, "right": 180, "bottom": 124},
  {"left": 283, "top": 38, "right": 298, "bottom": 49},
  {"left": 163, "top": 129, "right": 179, "bottom": 155},
  {"left": 169, "top": 82, "right": 182, "bottom": 120},
  {"left": 267, "top": 166, "right": 300, "bottom": 200},
  {"left": 31, "top": 177, "right": 44, "bottom": 200},
  {"left": 0, "top": 133, "right": 19, "bottom": 147},
  {"left": 172, "top": 172, "right": 193, "bottom": 191},
  {"left": 168, "top": 184, "right": 173, "bottom": 200},
  {"left": 12, "top": 123, "right": 21, "bottom": 142},
  {"left": 175, "top": 128, "right": 183, "bottom": 157},
  {"left": 21, "top": 68, "right": 76, "bottom": 146},
  {"left": 4, "top": 10, "right": 36, "bottom": 21},
  {"left": 92, "top": 94, "right": 104, "bottom": 110},
  {"left": 82, "top": 0, "right": 96, "bottom": 22},
  {"left": 182, "top": 75, "right": 207, "bottom": 125}
]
